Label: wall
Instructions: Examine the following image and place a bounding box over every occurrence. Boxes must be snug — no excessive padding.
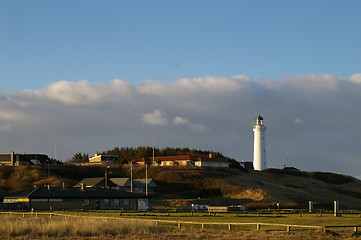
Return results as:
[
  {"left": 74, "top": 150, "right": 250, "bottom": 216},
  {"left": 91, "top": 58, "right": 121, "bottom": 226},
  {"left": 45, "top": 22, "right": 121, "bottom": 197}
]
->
[{"left": 27, "top": 198, "right": 139, "bottom": 210}]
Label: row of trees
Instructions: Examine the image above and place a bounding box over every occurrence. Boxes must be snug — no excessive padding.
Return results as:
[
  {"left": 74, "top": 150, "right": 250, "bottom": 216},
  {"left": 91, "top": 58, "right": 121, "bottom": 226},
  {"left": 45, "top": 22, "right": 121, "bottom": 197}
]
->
[{"left": 68, "top": 147, "right": 241, "bottom": 168}]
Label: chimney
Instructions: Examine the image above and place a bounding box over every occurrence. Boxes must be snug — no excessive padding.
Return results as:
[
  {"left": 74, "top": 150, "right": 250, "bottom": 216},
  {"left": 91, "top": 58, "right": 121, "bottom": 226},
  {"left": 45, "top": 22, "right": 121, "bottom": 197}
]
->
[
  {"left": 80, "top": 183, "right": 86, "bottom": 190},
  {"left": 209, "top": 153, "right": 212, "bottom": 159}
]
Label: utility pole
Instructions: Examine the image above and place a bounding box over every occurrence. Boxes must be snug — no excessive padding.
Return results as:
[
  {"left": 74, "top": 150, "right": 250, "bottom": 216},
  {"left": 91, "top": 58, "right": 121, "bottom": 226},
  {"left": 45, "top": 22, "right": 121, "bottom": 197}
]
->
[
  {"left": 152, "top": 141, "right": 155, "bottom": 165},
  {"left": 145, "top": 157, "right": 148, "bottom": 196},
  {"left": 105, "top": 166, "right": 110, "bottom": 188},
  {"left": 130, "top": 161, "right": 133, "bottom": 192}
]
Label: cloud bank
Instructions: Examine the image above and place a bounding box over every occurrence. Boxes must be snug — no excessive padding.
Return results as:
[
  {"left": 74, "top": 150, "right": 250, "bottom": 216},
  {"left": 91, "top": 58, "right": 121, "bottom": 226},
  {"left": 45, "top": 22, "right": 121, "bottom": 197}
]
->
[{"left": 1, "top": 74, "right": 361, "bottom": 177}]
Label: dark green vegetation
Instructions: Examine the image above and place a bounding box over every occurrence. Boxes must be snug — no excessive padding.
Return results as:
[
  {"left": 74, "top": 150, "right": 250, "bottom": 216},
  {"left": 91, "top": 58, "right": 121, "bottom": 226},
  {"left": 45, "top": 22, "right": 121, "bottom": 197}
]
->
[
  {"left": 68, "top": 146, "right": 241, "bottom": 168},
  {"left": 1, "top": 164, "right": 361, "bottom": 210}
]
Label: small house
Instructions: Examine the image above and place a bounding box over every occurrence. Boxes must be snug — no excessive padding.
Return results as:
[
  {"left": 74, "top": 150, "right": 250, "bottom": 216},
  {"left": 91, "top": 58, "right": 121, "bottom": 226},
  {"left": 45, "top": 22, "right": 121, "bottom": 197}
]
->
[
  {"left": 132, "top": 179, "right": 157, "bottom": 193},
  {"left": 88, "top": 154, "right": 118, "bottom": 164},
  {"left": 74, "top": 177, "right": 157, "bottom": 194},
  {"left": 1, "top": 186, "right": 148, "bottom": 211}
]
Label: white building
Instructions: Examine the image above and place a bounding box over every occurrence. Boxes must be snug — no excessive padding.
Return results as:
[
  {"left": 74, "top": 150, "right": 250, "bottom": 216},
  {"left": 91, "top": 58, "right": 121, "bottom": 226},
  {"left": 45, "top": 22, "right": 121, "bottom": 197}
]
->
[
  {"left": 88, "top": 154, "right": 118, "bottom": 163},
  {"left": 253, "top": 114, "right": 267, "bottom": 171}
]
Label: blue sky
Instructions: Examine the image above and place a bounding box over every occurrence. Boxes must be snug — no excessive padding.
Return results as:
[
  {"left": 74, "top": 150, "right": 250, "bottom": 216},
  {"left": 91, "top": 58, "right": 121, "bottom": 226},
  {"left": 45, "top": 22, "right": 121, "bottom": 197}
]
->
[
  {"left": 1, "top": 1, "right": 360, "bottom": 91},
  {"left": 1, "top": 1, "right": 361, "bottom": 178}
]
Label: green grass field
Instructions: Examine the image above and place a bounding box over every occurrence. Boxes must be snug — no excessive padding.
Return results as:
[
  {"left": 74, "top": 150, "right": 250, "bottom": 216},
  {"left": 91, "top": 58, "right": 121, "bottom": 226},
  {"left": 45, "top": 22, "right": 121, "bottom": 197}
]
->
[
  {"left": 57, "top": 210, "right": 361, "bottom": 225},
  {"left": 50, "top": 210, "right": 361, "bottom": 235},
  {"left": 1, "top": 211, "right": 361, "bottom": 239}
]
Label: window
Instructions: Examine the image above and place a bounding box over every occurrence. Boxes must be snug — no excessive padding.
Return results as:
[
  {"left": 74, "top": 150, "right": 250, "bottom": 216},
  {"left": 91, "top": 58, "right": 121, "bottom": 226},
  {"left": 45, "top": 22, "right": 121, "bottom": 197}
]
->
[
  {"left": 84, "top": 198, "right": 90, "bottom": 206},
  {"left": 49, "top": 199, "right": 63, "bottom": 202},
  {"left": 104, "top": 198, "right": 110, "bottom": 206},
  {"left": 31, "top": 198, "right": 48, "bottom": 202},
  {"left": 65, "top": 198, "right": 82, "bottom": 202},
  {"left": 123, "top": 199, "right": 130, "bottom": 206},
  {"left": 114, "top": 199, "right": 120, "bottom": 206}
]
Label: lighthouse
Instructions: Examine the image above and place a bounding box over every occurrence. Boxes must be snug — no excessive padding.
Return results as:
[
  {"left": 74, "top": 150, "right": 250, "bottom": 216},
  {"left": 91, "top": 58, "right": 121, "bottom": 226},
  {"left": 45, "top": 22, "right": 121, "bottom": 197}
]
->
[{"left": 253, "top": 114, "right": 267, "bottom": 171}]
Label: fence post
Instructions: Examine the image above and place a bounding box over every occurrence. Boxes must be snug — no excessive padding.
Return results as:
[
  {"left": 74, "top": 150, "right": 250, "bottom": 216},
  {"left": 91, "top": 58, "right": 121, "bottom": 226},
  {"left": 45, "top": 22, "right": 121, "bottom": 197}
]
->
[
  {"left": 228, "top": 224, "right": 232, "bottom": 231},
  {"left": 354, "top": 227, "right": 358, "bottom": 234},
  {"left": 201, "top": 224, "right": 204, "bottom": 229},
  {"left": 178, "top": 222, "right": 182, "bottom": 229},
  {"left": 334, "top": 201, "right": 339, "bottom": 217},
  {"left": 155, "top": 221, "right": 159, "bottom": 229},
  {"left": 286, "top": 226, "right": 291, "bottom": 232},
  {"left": 309, "top": 201, "right": 313, "bottom": 213},
  {"left": 257, "top": 224, "right": 261, "bottom": 230}
]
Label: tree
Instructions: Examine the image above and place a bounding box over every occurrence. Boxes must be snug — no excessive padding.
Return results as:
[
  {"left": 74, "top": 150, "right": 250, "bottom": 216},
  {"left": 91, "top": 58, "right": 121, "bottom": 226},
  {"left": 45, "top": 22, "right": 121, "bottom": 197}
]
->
[{"left": 67, "top": 152, "right": 89, "bottom": 163}]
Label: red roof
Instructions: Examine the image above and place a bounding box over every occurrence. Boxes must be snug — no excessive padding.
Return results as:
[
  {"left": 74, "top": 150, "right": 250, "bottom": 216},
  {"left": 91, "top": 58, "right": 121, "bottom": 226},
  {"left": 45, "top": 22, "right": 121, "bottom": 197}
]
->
[{"left": 130, "top": 155, "right": 229, "bottom": 163}]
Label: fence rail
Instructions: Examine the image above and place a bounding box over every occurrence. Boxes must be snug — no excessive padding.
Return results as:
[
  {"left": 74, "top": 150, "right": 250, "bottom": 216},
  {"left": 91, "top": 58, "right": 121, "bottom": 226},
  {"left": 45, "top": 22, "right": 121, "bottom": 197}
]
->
[{"left": 1, "top": 211, "right": 360, "bottom": 234}]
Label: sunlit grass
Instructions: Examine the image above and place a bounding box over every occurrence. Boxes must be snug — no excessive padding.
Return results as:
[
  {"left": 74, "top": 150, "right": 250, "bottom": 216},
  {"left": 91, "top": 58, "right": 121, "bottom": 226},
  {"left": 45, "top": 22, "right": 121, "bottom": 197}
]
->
[
  {"left": 58, "top": 210, "right": 361, "bottom": 225},
  {"left": 1, "top": 211, "right": 361, "bottom": 239}
]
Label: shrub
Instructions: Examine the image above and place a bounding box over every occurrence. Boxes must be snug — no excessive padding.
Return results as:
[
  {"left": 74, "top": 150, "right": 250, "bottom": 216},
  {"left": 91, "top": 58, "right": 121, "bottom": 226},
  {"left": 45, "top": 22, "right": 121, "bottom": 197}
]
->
[{"left": 0, "top": 214, "right": 160, "bottom": 238}]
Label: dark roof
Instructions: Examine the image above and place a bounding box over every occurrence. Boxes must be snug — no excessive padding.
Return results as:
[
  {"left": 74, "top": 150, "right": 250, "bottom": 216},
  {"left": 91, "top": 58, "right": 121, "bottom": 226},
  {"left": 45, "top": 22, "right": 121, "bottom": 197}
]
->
[
  {"left": 110, "top": 178, "right": 132, "bottom": 187},
  {"left": 1, "top": 188, "right": 36, "bottom": 198},
  {"left": 74, "top": 177, "right": 105, "bottom": 187},
  {"left": 2, "top": 187, "right": 147, "bottom": 199},
  {"left": 133, "top": 179, "right": 157, "bottom": 188}
]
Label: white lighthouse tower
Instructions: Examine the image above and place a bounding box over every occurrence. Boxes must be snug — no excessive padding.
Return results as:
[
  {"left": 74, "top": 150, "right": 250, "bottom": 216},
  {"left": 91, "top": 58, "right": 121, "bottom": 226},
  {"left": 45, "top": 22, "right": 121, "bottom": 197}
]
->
[{"left": 253, "top": 114, "right": 267, "bottom": 171}]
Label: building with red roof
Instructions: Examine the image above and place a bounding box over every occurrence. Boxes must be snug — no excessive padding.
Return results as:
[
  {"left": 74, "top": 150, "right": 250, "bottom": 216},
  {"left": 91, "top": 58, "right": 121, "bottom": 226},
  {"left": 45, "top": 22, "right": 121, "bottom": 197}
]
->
[{"left": 130, "top": 154, "right": 229, "bottom": 168}]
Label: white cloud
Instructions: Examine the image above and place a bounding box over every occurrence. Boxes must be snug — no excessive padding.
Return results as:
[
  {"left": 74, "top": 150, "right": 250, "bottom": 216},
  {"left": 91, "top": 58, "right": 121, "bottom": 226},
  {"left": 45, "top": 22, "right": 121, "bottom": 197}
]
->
[
  {"left": 137, "top": 75, "right": 246, "bottom": 97},
  {"left": 142, "top": 109, "right": 169, "bottom": 125},
  {"left": 1, "top": 73, "right": 361, "bottom": 177},
  {"left": 20, "top": 79, "right": 135, "bottom": 106},
  {"left": 172, "top": 117, "right": 189, "bottom": 125},
  {"left": 294, "top": 118, "right": 302, "bottom": 124},
  {"left": 172, "top": 116, "right": 208, "bottom": 133},
  {"left": 350, "top": 73, "right": 361, "bottom": 83}
]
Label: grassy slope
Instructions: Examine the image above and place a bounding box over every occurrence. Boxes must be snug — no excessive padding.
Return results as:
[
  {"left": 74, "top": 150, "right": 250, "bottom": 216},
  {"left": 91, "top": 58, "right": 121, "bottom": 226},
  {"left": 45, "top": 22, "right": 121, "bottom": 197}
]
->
[{"left": 1, "top": 165, "right": 361, "bottom": 209}]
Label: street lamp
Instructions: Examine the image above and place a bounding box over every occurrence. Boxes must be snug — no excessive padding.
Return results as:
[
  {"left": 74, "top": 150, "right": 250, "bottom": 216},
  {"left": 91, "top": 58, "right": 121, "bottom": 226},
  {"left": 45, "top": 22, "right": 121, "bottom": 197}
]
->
[{"left": 105, "top": 166, "right": 110, "bottom": 188}]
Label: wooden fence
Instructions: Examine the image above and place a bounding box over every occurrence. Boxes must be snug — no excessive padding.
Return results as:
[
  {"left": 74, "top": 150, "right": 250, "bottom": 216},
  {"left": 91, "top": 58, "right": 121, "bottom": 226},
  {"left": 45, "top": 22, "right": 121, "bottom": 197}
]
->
[{"left": 0, "top": 211, "right": 360, "bottom": 234}]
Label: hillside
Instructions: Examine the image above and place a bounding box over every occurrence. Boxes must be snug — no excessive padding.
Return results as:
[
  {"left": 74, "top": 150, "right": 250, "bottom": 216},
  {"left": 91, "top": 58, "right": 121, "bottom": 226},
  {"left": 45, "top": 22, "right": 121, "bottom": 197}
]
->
[{"left": 1, "top": 165, "right": 361, "bottom": 209}]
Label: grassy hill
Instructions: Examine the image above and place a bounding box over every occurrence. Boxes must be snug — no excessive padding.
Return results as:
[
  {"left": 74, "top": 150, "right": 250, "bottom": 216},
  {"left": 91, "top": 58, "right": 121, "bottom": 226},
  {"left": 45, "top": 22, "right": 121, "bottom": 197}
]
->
[{"left": 1, "top": 165, "right": 361, "bottom": 209}]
